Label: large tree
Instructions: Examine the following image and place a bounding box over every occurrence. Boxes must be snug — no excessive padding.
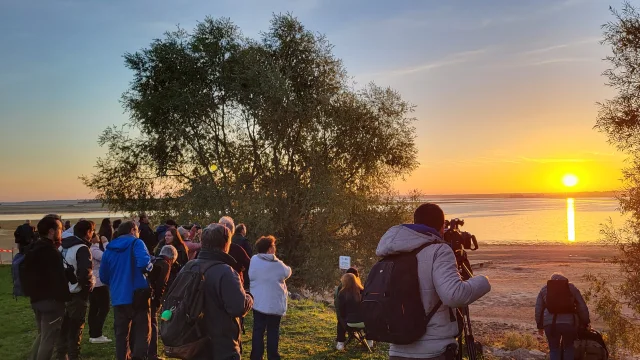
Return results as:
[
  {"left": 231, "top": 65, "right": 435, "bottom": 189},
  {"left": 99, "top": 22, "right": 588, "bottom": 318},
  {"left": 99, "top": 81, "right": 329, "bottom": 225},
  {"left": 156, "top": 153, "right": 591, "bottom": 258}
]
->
[
  {"left": 82, "top": 15, "right": 419, "bottom": 289},
  {"left": 589, "top": 2, "right": 640, "bottom": 356}
]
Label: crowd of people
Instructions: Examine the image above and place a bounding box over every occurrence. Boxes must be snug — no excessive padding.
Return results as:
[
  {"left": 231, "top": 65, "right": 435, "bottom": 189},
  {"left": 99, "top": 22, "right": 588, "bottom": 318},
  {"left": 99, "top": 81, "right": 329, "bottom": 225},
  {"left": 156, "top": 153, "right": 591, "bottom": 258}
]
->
[
  {"left": 16, "top": 213, "right": 290, "bottom": 360},
  {"left": 13, "top": 203, "right": 594, "bottom": 360}
]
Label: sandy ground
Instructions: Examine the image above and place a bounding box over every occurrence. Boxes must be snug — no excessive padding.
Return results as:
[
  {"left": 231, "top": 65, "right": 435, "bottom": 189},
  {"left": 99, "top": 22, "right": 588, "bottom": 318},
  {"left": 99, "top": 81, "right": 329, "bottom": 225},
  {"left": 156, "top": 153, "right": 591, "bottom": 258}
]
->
[{"left": 466, "top": 245, "right": 619, "bottom": 343}]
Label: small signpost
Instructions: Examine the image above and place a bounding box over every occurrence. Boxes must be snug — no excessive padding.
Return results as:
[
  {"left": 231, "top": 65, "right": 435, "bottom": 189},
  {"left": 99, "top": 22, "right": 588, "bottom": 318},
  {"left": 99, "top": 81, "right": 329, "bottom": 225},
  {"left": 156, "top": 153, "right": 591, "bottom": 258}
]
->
[{"left": 339, "top": 256, "right": 351, "bottom": 270}]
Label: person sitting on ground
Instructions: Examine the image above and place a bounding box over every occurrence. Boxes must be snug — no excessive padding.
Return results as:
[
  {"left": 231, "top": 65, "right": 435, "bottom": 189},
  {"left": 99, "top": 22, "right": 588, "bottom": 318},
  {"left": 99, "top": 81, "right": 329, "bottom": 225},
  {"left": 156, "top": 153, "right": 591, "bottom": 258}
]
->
[
  {"left": 535, "top": 273, "right": 591, "bottom": 360},
  {"left": 138, "top": 213, "right": 157, "bottom": 254},
  {"left": 100, "top": 221, "right": 153, "bottom": 360},
  {"left": 376, "top": 203, "right": 491, "bottom": 360},
  {"left": 180, "top": 226, "right": 202, "bottom": 260},
  {"left": 88, "top": 218, "right": 112, "bottom": 344},
  {"left": 334, "top": 267, "right": 360, "bottom": 350},
  {"left": 14, "top": 219, "right": 34, "bottom": 253},
  {"left": 147, "top": 245, "right": 177, "bottom": 360},
  {"left": 193, "top": 224, "right": 254, "bottom": 360},
  {"left": 21, "top": 214, "right": 71, "bottom": 360},
  {"left": 337, "top": 273, "right": 372, "bottom": 350},
  {"left": 218, "top": 216, "right": 251, "bottom": 286},
  {"left": 153, "top": 227, "right": 189, "bottom": 286},
  {"left": 249, "top": 235, "right": 292, "bottom": 360},
  {"left": 57, "top": 219, "right": 96, "bottom": 360}
]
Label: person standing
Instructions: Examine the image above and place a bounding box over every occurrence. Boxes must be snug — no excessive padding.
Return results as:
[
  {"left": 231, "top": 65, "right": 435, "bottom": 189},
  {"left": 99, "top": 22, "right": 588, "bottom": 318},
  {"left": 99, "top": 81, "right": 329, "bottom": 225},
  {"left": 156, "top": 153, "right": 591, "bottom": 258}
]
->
[
  {"left": 56, "top": 220, "right": 95, "bottom": 360},
  {"left": 138, "top": 213, "right": 157, "bottom": 254},
  {"left": 249, "top": 235, "right": 292, "bottom": 360},
  {"left": 100, "top": 221, "right": 153, "bottom": 360},
  {"left": 147, "top": 245, "right": 176, "bottom": 360},
  {"left": 21, "top": 214, "right": 70, "bottom": 360},
  {"left": 88, "top": 219, "right": 112, "bottom": 344},
  {"left": 334, "top": 267, "right": 359, "bottom": 350},
  {"left": 232, "top": 223, "right": 252, "bottom": 289},
  {"left": 154, "top": 228, "right": 189, "bottom": 286},
  {"left": 535, "top": 273, "right": 591, "bottom": 360},
  {"left": 183, "top": 226, "right": 203, "bottom": 260},
  {"left": 218, "top": 217, "right": 251, "bottom": 287},
  {"left": 14, "top": 220, "right": 35, "bottom": 253},
  {"left": 193, "top": 224, "right": 254, "bottom": 360}
]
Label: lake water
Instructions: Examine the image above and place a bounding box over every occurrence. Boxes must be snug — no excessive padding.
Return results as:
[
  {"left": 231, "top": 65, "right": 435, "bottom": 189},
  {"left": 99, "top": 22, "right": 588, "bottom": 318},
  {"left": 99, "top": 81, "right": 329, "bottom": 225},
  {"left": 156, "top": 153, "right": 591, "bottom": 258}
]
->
[
  {"left": 0, "top": 198, "right": 625, "bottom": 244},
  {"left": 434, "top": 197, "right": 625, "bottom": 244}
]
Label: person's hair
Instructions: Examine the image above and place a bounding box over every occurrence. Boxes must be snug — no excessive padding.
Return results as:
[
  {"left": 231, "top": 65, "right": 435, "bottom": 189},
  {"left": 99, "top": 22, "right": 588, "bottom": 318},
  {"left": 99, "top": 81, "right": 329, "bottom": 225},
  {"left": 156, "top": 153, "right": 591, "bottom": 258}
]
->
[
  {"left": 339, "top": 273, "right": 364, "bottom": 303},
  {"left": 255, "top": 235, "right": 276, "bottom": 254},
  {"left": 550, "top": 272, "right": 566, "bottom": 281},
  {"left": 201, "top": 224, "right": 231, "bottom": 251},
  {"left": 98, "top": 218, "right": 112, "bottom": 251},
  {"left": 218, "top": 216, "right": 235, "bottom": 235},
  {"left": 164, "top": 228, "right": 186, "bottom": 253},
  {"left": 346, "top": 267, "right": 359, "bottom": 278},
  {"left": 73, "top": 220, "right": 95, "bottom": 239},
  {"left": 37, "top": 214, "right": 61, "bottom": 238},
  {"left": 414, "top": 203, "right": 445, "bottom": 230},
  {"left": 112, "top": 219, "right": 123, "bottom": 237},
  {"left": 114, "top": 221, "right": 136, "bottom": 239},
  {"left": 177, "top": 226, "right": 189, "bottom": 241},
  {"left": 160, "top": 245, "right": 178, "bottom": 261},
  {"left": 165, "top": 219, "right": 177, "bottom": 227},
  {"left": 236, "top": 223, "right": 246, "bottom": 235}
]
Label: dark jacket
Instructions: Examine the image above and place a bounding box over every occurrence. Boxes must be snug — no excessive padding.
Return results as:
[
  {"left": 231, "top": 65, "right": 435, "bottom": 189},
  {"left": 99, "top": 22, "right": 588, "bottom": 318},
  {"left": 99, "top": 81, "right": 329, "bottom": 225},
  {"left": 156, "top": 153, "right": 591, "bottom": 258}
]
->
[
  {"left": 14, "top": 223, "right": 35, "bottom": 246},
  {"left": 139, "top": 222, "right": 157, "bottom": 254},
  {"left": 232, "top": 233, "right": 252, "bottom": 258},
  {"left": 228, "top": 243, "right": 251, "bottom": 286},
  {"left": 194, "top": 249, "right": 253, "bottom": 360},
  {"left": 338, "top": 291, "right": 363, "bottom": 325},
  {"left": 154, "top": 240, "right": 189, "bottom": 286},
  {"left": 148, "top": 257, "right": 171, "bottom": 308},
  {"left": 60, "top": 235, "right": 94, "bottom": 296},
  {"left": 21, "top": 238, "right": 71, "bottom": 304}
]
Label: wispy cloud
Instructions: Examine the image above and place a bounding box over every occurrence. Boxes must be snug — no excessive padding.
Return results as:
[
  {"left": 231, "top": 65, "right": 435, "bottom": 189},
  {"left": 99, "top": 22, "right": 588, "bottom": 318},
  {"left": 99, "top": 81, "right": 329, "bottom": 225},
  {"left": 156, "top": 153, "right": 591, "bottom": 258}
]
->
[
  {"left": 520, "top": 37, "right": 600, "bottom": 56},
  {"left": 364, "top": 48, "right": 489, "bottom": 79},
  {"left": 525, "top": 57, "right": 594, "bottom": 66}
]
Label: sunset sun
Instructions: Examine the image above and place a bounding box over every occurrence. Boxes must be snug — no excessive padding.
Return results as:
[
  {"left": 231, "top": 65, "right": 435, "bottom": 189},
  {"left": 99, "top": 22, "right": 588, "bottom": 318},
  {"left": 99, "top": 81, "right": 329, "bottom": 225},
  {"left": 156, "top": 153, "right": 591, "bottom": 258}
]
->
[{"left": 562, "top": 174, "right": 579, "bottom": 188}]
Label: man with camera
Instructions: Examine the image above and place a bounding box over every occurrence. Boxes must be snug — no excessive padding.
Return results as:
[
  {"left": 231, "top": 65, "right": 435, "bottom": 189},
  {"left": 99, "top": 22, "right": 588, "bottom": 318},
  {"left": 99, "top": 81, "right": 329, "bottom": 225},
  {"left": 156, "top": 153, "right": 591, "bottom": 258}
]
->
[{"left": 374, "top": 203, "right": 492, "bottom": 360}]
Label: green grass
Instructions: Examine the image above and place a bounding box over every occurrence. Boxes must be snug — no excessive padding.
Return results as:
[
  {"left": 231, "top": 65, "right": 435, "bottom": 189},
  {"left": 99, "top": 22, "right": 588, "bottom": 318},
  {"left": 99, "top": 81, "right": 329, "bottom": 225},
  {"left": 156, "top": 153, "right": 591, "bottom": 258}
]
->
[{"left": 0, "top": 265, "right": 387, "bottom": 359}]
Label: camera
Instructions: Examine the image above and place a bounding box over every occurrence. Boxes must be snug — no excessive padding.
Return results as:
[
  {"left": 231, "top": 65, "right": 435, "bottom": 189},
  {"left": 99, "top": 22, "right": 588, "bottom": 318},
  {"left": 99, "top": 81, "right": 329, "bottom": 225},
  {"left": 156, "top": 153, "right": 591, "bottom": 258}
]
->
[{"left": 444, "top": 218, "right": 478, "bottom": 252}]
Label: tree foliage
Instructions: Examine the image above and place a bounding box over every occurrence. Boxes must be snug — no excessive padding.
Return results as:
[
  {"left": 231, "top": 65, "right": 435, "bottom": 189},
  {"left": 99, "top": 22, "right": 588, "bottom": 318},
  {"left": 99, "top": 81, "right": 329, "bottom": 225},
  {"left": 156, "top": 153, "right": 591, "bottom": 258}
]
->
[
  {"left": 82, "top": 15, "right": 419, "bottom": 289},
  {"left": 590, "top": 2, "right": 640, "bottom": 356}
]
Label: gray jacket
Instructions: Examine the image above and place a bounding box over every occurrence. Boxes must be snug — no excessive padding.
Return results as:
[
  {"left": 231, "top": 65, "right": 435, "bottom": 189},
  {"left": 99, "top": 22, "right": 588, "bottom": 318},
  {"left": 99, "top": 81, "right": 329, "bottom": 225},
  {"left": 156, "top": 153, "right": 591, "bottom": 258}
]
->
[
  {"left": 535, "top": 274, "right": 590, "bottom": 329},
  {"left": 194, "top": 250, "right": 253, "bottom": 360},
  {"left": 376, "top": 225, "right": 491, "bottom": 359}
]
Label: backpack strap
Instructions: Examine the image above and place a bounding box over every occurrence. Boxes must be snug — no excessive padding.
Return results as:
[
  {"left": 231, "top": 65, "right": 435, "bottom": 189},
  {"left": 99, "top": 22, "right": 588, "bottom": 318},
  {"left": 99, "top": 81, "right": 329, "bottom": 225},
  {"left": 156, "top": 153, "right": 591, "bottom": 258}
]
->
[{"left": 412, "top": 241, "right": 443, "bottom": 324}]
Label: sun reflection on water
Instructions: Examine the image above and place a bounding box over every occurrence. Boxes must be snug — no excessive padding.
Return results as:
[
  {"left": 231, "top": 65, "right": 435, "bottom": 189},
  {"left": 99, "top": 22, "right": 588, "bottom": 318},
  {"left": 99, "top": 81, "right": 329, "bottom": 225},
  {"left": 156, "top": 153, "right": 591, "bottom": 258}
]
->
[{"left": 567, "top": 198, "right": 575, "bottom": 242}]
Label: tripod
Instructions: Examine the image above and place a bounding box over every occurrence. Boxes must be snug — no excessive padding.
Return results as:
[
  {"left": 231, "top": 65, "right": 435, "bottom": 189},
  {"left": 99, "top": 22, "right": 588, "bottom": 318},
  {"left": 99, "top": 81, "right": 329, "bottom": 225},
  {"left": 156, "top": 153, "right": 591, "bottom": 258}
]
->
[{"left": 454, "top": 249, "right": 482, "bottom": 360}]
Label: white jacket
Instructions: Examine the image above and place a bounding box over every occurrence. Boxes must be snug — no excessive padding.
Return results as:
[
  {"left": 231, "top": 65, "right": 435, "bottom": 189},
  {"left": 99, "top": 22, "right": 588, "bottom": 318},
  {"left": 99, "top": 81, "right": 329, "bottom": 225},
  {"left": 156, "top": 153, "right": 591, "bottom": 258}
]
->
[
  {"left": 376, "top": 225, "right": 491, "bottom": 359},
  {"left": 249, "top": 254, "right": 292, "bottom": 316},
  {"left": 91, "top": 237, "right": 108, "bottom": 287}
]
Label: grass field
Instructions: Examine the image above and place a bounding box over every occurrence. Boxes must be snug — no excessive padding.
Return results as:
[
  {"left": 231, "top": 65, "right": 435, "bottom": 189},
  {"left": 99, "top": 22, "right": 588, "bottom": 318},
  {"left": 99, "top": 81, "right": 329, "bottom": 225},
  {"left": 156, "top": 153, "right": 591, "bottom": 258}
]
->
[{"left": 0, "top": 265, "right": 388, "bottom": 360}]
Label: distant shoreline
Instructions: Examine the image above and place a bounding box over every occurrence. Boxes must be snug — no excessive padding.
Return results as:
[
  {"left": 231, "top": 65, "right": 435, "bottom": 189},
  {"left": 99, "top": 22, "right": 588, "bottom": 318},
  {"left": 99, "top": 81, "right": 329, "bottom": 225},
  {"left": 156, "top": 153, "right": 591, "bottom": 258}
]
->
[{"left": 0, "top": 191, "right": 619, "bottom": 205}]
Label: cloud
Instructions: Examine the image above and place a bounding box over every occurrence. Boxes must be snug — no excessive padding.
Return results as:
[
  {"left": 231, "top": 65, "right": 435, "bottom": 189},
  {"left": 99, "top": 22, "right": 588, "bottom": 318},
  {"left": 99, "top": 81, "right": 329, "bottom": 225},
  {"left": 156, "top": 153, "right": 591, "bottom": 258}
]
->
[
  {"left": 525, "top": 57, "right": 593, "bottom": 66},
  {"left": 364, "top": 48, "right": 489, "bottom": 79},
  {"left": 520, "top": 37, "right": 600, "bottom": 56}
]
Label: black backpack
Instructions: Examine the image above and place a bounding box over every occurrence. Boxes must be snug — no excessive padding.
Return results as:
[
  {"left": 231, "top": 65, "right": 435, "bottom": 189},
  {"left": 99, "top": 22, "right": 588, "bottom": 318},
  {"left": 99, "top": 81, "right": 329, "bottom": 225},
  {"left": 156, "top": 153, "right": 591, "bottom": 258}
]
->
[
  {"left": 361, "top": 242, "right": 442, "bottom": 345},
  {"left": 160, "top": 260, "right": 221, "bottom": 360},
  {"left": 546, "top": 279, "right": 576, "bottom": 314},
  {"left": 574, "top": 328, "right": 609, "bottom": 360}
]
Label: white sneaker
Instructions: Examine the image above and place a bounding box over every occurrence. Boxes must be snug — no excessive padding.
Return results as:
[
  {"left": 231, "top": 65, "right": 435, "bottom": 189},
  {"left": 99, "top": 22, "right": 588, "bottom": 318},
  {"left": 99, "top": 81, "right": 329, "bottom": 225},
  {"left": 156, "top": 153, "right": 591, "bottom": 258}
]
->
[
  {"left": 366, "top": 340, "right": 374, "bottom": 348},
  {"left": 89, "top": 336, "right": 112, "bottom": 344},
  {"left": 336, "top": 342, "right": 345, "bottom": 351}
]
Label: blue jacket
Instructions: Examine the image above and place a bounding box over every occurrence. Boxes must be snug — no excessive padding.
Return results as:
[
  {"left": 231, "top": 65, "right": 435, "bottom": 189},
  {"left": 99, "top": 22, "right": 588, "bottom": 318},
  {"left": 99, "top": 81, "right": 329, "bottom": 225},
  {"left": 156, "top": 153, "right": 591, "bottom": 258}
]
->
[{"left": 100, "top": 234, "right": 152, "bottom": 306}]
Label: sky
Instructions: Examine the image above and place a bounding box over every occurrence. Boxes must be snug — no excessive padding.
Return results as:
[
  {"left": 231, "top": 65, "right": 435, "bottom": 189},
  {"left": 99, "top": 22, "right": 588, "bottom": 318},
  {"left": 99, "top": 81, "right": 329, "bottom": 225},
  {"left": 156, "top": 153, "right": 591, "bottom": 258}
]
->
[{"left": 0, "top": 0, "right": 631, "bottom": 201}]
